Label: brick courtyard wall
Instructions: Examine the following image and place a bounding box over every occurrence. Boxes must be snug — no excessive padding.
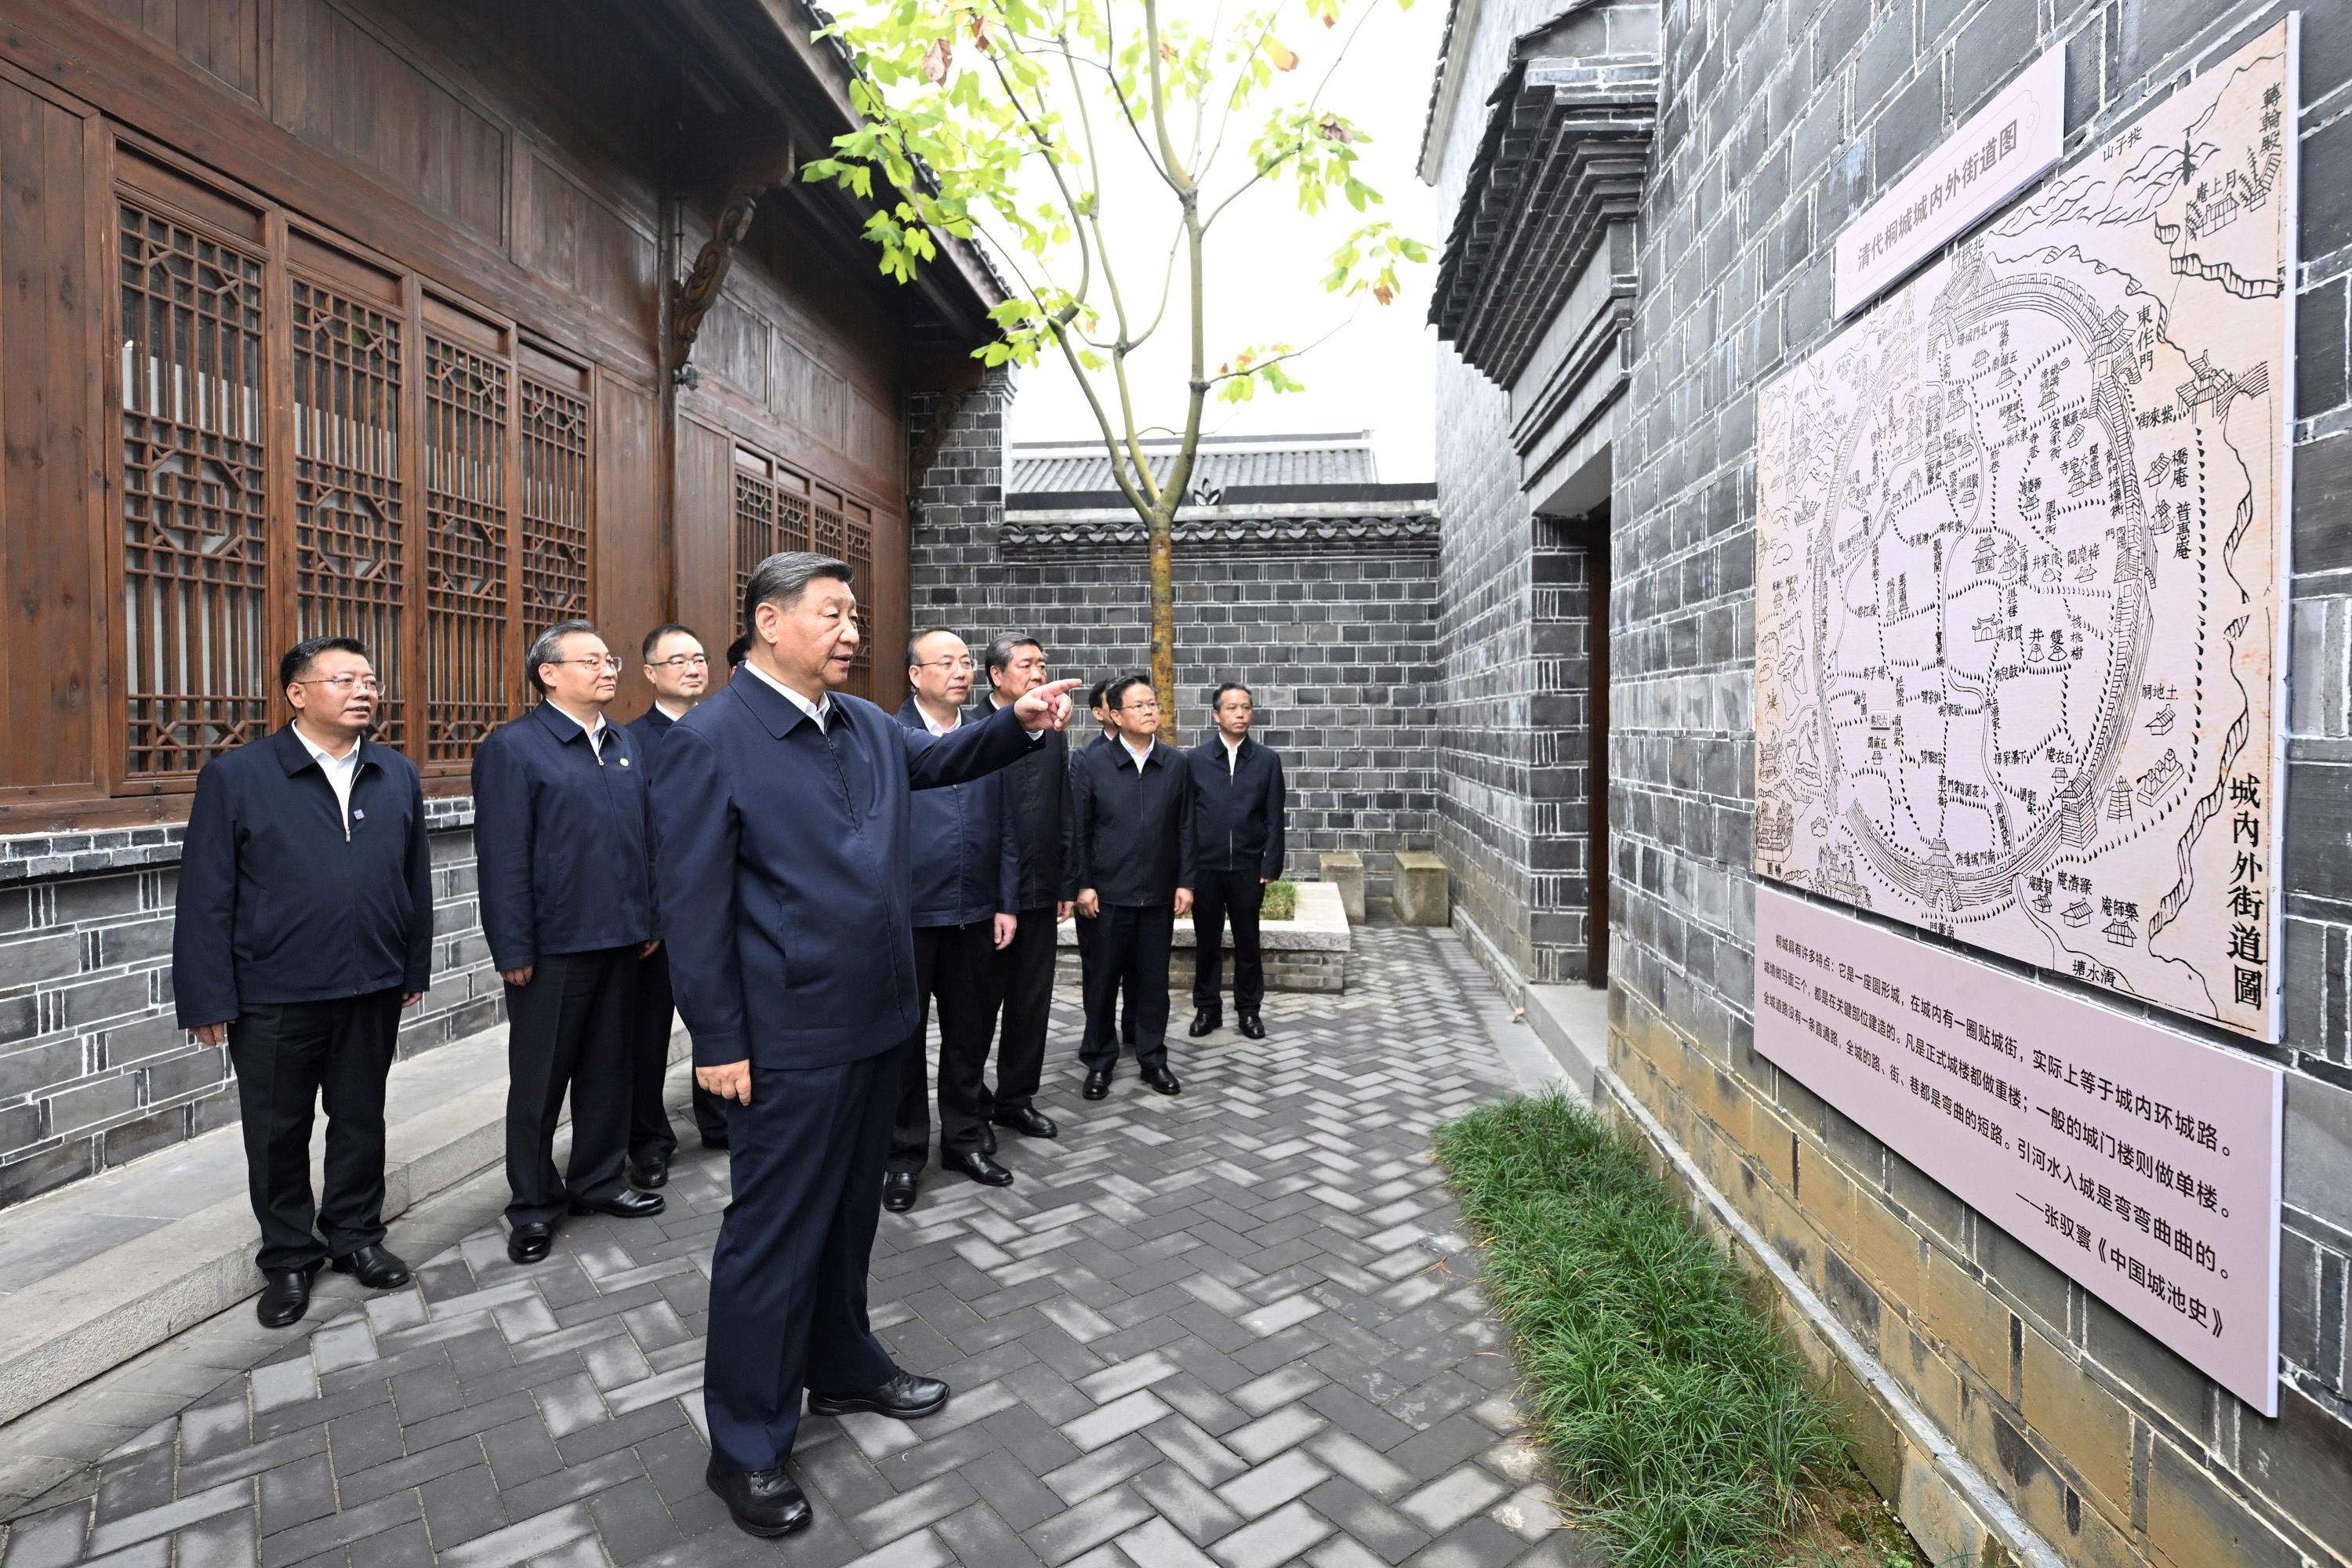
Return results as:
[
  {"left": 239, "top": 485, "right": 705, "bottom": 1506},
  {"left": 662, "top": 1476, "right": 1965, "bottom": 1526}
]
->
[
  {"left": 909, "top": 374, "right": 1444, "bottom": 902},
  {"left": 0, "top": 815, "right": 505, "bottom": 1209},
  {"left": 1539, "top": 0, "right": 2352, "bottom": 1563}
]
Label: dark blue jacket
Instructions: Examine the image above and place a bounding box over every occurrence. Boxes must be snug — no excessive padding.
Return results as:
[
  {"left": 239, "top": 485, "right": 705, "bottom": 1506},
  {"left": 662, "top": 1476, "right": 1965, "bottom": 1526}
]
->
[
  {"left": 172, "top": 726, "right": 434, "bottom": 1026},
  {"left": 625, "top": 703, "right": 684, "bottom": 769},
  {"left": 1067, "top": 737, "right": 1197, "bottom": 906},
  {"left": 471, "top": 702, "right": 659, "bottom": 972},
  {"left": 990, "top": 697, "right": 1071, "bottom": 911},
  {"left": 895, "top": 698, "right": 1019, "bottom": 927},
  {"left": 1189, "top": 734, "right": 1287, "bottom": 878},
  {"left": 652, "top": 668, "right": 1039, "bottom": 1069}
]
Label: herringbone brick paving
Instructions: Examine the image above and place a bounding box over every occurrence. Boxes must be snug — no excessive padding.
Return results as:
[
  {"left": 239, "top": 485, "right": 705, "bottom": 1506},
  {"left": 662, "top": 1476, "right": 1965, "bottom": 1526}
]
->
[{"left": 0, "top": 927, "right": 1596, "bottom": 1567}]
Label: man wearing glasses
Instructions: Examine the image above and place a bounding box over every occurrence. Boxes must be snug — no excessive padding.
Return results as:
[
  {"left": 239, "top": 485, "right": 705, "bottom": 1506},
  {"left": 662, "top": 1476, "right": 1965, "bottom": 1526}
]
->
[
  {"left": 173, "top": 636, "right": 432, "bottom": 1327},
  {"left": 1067, "top": 673, "right": 1196, "bottom": 1098},
  {"left": 625, "top": 624, "right": 726, "bottom": 1178},
  {"left": 474, "top": 619, "right": 666, "bottom": 1265},
  {"left": 884, "top": 630, "right": 1022, "bottom": 1208}
]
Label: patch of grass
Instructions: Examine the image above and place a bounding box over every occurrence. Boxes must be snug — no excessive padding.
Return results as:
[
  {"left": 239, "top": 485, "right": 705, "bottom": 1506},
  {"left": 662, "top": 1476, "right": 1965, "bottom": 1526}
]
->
[
  {"left": 1433, "top": 1091, "right": 1851, "bottom": 1568},
  {"left": 1261, "top": 879, "right": 1299, "bottom": 920}
]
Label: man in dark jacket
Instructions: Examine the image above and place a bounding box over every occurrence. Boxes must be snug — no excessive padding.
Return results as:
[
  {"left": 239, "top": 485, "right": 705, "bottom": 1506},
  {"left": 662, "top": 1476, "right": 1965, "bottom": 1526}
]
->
[
  {"left": 884, "top": 630, "right": 1022, "bottom": 1209},
  {"left": 626, "top": 623, "right": 725, "bottom": 1174},
  {"left": 980, "top": 634, "right": 1069, "bottom": 1147},
  {"left": 173, "top": 635, "right": 431, "bottom": 1327},
  {"left": 1067, "top": 673, "right": 1196, "bottom": 1099},
  {"left": 652, "top": 552, "right": 1077, "bottom": 1537},
  {"left": 474, "top": 620, "right": 665, "bottom": 1266},
  {"left": 1189, "top": 682, "right": 1287, "bottom": 1039},
  {"left": 1072, "top": 679, "right": 1134, "bottom": 1058}
]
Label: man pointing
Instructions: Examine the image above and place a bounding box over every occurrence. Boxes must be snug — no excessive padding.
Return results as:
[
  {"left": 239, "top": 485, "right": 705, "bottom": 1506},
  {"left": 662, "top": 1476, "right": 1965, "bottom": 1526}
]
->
[{"left": 652, "top": 552, "right": 1077, "bottom": 1538}]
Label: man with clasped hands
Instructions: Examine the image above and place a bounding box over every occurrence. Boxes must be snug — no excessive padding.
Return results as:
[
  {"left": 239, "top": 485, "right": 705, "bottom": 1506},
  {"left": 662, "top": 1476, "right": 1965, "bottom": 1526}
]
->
[{"left": 651, "top": 550, "right": 1079, "bottom": 1538}]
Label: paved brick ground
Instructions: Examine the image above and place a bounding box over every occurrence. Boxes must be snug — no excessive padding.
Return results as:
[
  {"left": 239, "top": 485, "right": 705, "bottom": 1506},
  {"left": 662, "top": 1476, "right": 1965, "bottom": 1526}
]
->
[{"left": 0, "top": 927, "right": 1595, "bottom": 1568}]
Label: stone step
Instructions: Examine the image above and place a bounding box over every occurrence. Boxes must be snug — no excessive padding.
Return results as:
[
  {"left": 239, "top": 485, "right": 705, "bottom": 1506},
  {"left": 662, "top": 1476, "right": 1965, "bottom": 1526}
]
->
[{"left": 0, "top": 1014, "right": 684, "bottom": 1425}]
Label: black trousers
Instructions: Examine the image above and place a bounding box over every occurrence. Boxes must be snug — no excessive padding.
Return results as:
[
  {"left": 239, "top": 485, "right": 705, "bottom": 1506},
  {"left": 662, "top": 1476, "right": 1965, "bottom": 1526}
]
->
[
  {"left": 228, "top": 990, "right": 403, "bottom": 1274},
  {"left": 1192, "top": 869, "right": 1267, "bottom": 1013},
  {"left": 704, "top": 1049, "right": 898, "bottom": 1470},
  {"left": 888, "top": 921, "right": 1000, "bottom": 1172},
  {"left": 1073, "top": 910, "right": 1137, "bottom": 1053},
  {"left": 990, "top": 906, "right": 1057, "bottom": 1111},
  {"left": 1080, "top": 904, "right": 1174, "bottom": 1071},
  {"left": 629, "top": 946, "right": 680, "bottom": 1167},
  {"left": 503, "top": 946, "right": 637, "bottom": 1228}
]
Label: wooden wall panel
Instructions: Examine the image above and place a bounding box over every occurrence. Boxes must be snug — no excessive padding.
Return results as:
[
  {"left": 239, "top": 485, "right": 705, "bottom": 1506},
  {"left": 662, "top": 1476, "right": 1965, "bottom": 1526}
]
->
[
  {"left": 270, "top": 0, "right": 506, "bottom": 247},
  {"left": 81, "top": 0, "right": 261, "bottom": 101},
  {"left": 701, "top": 296, "right": 768, "bottom": 406},
  {"left": 775, "top": 336, "right": 848, "bottom": 452},
  {"left": 0, "top": 80, "right": 98, "bottom": 791},
  {"left": 524, "top": 154, "right": 656, "bottom": 347},
  {"left": 674, "top": 418, "right": 736, "bottom": 664},
  {"left": 593, "top": 370, "right": 660, "bottom": 721}
]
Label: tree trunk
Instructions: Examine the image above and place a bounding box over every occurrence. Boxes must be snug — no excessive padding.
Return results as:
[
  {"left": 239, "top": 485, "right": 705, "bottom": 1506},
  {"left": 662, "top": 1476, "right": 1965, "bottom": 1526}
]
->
[{"left": 1148, "top": 505, "right": 1177, "bottom": 734}]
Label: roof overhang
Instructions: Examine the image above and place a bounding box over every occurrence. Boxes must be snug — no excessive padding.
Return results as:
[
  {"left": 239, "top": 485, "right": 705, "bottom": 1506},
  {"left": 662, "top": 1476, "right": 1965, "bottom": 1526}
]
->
[{"left": 1428, "top": 42, "right": 1658, "bottom": 389}]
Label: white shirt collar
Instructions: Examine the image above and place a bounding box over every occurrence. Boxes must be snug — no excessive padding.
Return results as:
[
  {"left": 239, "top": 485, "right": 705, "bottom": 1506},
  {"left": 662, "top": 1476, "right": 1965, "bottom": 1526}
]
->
[
  {"left": 548, "top": 700, "right": 608, "bottom": 757},
  {"left": 743, "top": 659, "right": 832, "bottom": 731},
  {"left": 915, "top": 699, "right": 962, "bottom": 736},
  {"left": 1120, "top": 736, "right": 1154, "bottom": 771},
  {"left": 1221, "top": 733, "right": 1246, "bottom": 769},
  {"left": 655, "top": 699, "right": 692, "bottom": 721},
  {"left": 292, "top": 724, "right": 361, "bottom": 829},
  {"left": 292, "top": 724, "right": 361, "bottom": 769}
]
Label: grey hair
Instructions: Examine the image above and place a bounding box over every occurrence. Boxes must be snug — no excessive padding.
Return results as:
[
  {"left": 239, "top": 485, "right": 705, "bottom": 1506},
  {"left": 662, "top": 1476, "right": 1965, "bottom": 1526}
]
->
[
  {"left": 983, "top": 633, "right": 1042, "bottom": 681},
  {"left": 743, "top": 551, "right": 852, "bottom": 633},
  {"left": 526, "top": 619, "right": 599, "bottom": 695}
]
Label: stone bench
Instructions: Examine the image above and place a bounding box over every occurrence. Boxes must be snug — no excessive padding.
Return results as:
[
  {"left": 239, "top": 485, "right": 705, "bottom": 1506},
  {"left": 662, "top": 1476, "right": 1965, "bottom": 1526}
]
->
[
  {"left": 1318, "top": 851, "right": 1366, "bottom": 923},
  {"left": 1055, "top": 879, "right": 1352, "bottom": 993},
  {"left": 1393, "top": 850, "right": 1450, "bottom": 926}
]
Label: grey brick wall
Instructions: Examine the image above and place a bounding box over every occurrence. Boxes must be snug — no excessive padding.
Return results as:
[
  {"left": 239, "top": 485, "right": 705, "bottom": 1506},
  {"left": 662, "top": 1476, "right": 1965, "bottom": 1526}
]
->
[
  {"left": 910, "top": 375, "right": 1443, "bottom": 901},
  {"left": 1518, "top": 0, "right": 2352, "bottom": 1563},
  {"left": 0, "top": 814, "right": 506, "bottom": 1210}
]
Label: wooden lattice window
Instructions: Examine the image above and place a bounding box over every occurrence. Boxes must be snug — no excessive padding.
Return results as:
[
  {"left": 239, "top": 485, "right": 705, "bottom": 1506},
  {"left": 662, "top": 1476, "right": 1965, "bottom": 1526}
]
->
[
  {"left": 731, "top": 449, "right": 816, "bottom": 634},
  {"left": 519, "top": 375, "right": 590, "bottom": 657},
  {"left": 843, "top": 495, "right": 874, "bottom": 688},
  {"left": 118, "top": 199, "right": 272, "bottom": 778},
  {"left": 292, "top": 277, "right": 408, "bottom": 746},
  {"left": 423, "top": 332, "right": 509, "bottom": 761}
]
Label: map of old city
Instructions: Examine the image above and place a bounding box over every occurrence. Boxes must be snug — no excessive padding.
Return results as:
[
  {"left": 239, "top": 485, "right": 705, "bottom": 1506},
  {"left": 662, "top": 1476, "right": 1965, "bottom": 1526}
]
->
[{"left": 1755, "top": 24, "right": 2294, "bottom": 1039}]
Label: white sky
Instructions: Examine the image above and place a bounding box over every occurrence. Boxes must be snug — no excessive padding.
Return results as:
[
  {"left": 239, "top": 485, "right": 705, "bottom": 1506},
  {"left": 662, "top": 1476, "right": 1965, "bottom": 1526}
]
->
[{"left": 985, "top": 1, "right": 1448, "bottom": 481}]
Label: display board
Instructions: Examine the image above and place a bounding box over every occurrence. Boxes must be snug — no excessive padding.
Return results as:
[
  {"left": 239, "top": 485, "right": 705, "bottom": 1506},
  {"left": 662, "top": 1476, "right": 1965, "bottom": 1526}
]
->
[
  {"left": 1755, "top": 887, "right": 2283, "bottom": 1413},
  {"left": 1755, "top": 21, "right": 2296, "bottom": 1040}
]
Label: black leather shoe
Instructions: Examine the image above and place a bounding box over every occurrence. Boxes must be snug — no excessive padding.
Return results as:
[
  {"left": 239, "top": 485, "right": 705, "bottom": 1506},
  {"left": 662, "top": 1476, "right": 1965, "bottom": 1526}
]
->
[
  {"left": 982, "top": 1124, "right": 998, "bottom": 1156},
  {"left": 568, "top": 1188, "right": 665, "bottom": 1219},
  {"left": 700, "top": 1134, "right": 730, "bottom": 1151},
  {"left": 992, "top": 1105, "right": 1059, "bottom": 1138},
  {"left": 1188, "top": 1008, "right": 1221, "bottom": 1037},
  {"left": 1141, "top": 1063, "right": 1182, "bottom": 1095},
  {"left": 256, "top": 1260, "right": 325, "bottom": 1327},
  {"left": 882, "top": 1171, "right": 918, "bottom": 1212},
  {"left": 808, "top": 1370, "right": 950, "bottom": 1420},
  {"left": 1082, "top": 1068, "right": 1112, "bottom": 1100},
  {"left": 943, "top": 1149, "right": 1015, "bottom": 1187},
  {"left": 506, "top": 1223, "right": 554, "bottom": 1265},
  {"left": 630, "top": 1153, "right": 670, "bottom": 1189},
  {"left": 706, "top": 1459, "right": 811, "bottom": 1537},
  {"left": 328, "top": 1244, "right": 411, "bottom": 1290},
  {"left": 1238, "top": 1013, "right": 1266, "bottom": 1040}
]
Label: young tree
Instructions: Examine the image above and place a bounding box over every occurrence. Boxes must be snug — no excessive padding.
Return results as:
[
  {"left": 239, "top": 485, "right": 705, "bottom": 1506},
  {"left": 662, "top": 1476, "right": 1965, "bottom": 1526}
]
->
[{"left": 804, "top": 0, "right": 1425, "bottom": 720}]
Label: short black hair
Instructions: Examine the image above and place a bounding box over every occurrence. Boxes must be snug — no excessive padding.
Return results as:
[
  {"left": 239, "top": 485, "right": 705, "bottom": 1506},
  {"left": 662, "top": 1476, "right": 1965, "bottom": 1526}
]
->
[
  {"left": 641, "top": 622, "right": 701, "bottom": 662},
  {"left": 1212, "top": 682, "right": 1252, "bottom": 710},
  {"left": 726, "top": 633, "right": 753, "bottom": 669},
  {"left": 906, "top": 627, "right": 964, "bottom": 669},
  {"left": 1087, "top": 679, "right": 1115, "bottom": 713},
  {"left": 1106, "top": 674, "right": 1155, "bottom": 714},
  {"left": 280, "top": 635, "right": 370, "bottom": 691},
  {"left": 743, "top": 551, "right": 851, "bottom": 638},
  {"left": 984, "top": 633, "right": 1043, "bottom": 681}
]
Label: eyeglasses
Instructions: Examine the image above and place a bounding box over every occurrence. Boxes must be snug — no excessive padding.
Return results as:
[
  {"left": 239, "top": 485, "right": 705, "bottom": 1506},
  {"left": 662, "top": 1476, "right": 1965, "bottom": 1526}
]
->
[
  {"left": 295, "top": 675, "right": 380, "bottom": 695},
  {"left": 554, "top": 655, "right": 625, "bottom": 674},
  {"left": 917, "top": 656, "right": 978, "bottom": 673},
  {"left": 1121, "top": 699, "right": 1161, "bottom": 713},
  {"left": 650, "top": 653, "right": 709, "bottom": 670}
]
